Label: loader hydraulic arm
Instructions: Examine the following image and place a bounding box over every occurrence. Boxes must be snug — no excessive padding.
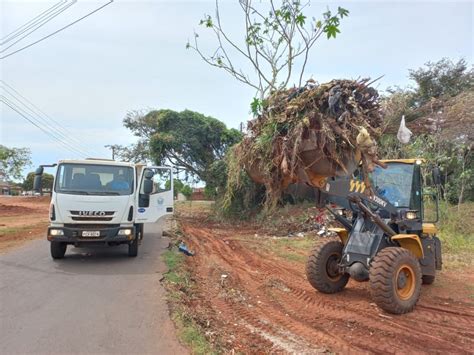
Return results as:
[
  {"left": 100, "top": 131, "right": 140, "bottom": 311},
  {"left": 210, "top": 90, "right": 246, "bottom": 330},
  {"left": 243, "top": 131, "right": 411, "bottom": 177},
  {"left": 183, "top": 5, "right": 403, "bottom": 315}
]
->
[{"left": 322, "top": 178, "right": 398, "bottom": 216}]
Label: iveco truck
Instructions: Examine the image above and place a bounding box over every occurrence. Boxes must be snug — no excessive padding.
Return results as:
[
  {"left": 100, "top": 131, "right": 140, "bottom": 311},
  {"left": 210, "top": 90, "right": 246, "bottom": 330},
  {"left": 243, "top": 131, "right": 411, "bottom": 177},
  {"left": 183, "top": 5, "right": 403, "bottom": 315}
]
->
[{"left": 33, "top": 159, "right": 174, "bottom": 259}]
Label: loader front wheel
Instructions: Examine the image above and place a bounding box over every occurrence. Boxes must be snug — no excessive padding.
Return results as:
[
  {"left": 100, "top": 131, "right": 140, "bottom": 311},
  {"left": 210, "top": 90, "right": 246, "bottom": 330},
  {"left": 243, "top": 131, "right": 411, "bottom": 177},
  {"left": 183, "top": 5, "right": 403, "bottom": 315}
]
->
[
  {"left": 370, "top": 247, "right": 422, "bottom": 314},
  {"left": 306, "top": 240, "right": 349, "bottom": 294}
]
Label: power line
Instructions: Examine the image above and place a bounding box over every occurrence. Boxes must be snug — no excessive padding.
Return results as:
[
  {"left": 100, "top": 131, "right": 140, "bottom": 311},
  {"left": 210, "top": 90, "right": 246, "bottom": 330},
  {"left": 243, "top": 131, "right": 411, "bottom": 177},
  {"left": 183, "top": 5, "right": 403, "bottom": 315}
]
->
[
  {"left": 1, "top": 88, "right": 96, "bottom": 158},
  {"left": 1, "top": 96, "right": 88, "bottom": 158},
  {"left": 0, "top": 0, "right": 114, "bottom": 60},
  {"left": 1, "top": 95, "right": 90, "bottom": 157},
  {"left": 0, "top": 80, "right": 99, "bottom": 157},
  {"left": 1, "top": 1, "right": 65, "bottom": 43},
  {"left": 1, "top": 1, "right": 77, "bottom": 53}
]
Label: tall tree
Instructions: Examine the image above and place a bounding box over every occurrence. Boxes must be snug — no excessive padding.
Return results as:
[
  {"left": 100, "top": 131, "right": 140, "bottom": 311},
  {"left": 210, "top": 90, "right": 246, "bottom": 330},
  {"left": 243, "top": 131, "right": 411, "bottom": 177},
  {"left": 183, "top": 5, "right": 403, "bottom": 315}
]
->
[
  {"left": 0, "top": 145, "right": 31, "bottom": 181},
  {"left": 188, "top": 0, "right": 349, "bottom": 101},
  {"left": 23, "top": 172, "right": 54, "bottom": 191},
  {"left": 409, "top": 58, "right": 473, "bottom": 106},
  {"left": 123, "top": 109, "right": 242, "bottom": 183}
]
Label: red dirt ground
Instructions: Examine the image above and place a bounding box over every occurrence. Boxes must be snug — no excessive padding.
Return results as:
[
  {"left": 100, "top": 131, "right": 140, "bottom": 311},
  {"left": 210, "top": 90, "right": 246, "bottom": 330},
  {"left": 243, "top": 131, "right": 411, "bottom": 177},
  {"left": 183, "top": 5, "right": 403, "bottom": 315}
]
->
[
  {"left": 179, "top": 214, "right": 474, "bottom": 354},
  {"left": 0, "top": 196, "right": 50, "bottom": 253}
]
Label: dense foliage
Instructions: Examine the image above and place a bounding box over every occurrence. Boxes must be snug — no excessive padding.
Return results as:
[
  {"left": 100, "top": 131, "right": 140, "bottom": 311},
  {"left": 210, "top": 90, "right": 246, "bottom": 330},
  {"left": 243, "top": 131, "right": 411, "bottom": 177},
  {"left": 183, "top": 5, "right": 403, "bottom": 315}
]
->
[
  {"left": 119, "top": 109, "right": 242, "bottom": 190},
  {"left": 23, "top": 171, "right": 54, "bottom": 191},
  {"left": 0, "top": 145, "right": 31, "bottom": 181},
  {"left": 379, "top": 58, "right": 473, "bottom": 205}
]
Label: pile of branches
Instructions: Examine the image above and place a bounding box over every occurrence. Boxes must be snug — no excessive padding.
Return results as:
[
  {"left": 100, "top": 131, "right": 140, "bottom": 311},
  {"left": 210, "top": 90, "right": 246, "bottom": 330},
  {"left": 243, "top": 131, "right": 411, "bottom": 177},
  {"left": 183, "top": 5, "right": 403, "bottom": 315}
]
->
[{"left": 226, "top": 78, "right": 385, "bottom": 210}]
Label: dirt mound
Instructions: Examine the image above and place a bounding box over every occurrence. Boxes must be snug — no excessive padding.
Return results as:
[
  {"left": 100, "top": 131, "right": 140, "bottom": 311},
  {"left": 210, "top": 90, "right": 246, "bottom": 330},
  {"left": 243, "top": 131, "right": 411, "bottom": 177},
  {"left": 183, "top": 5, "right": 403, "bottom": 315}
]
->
[
  {"left": 226, "top": 79, "right": 385, "bottom": 209},
  {"left": 179, "top": 217, "right": 474, "bottom": 353},
  {"left": 0, "top": 203, "right": 42, "bottom": 217}
]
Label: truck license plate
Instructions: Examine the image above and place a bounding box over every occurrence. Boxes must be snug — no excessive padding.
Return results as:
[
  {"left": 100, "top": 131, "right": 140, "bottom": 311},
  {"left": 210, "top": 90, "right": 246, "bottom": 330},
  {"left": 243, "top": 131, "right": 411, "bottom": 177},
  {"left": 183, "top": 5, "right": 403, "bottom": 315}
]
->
[{"left": 82, "top": 231, "right": 100, "bottom": 237}]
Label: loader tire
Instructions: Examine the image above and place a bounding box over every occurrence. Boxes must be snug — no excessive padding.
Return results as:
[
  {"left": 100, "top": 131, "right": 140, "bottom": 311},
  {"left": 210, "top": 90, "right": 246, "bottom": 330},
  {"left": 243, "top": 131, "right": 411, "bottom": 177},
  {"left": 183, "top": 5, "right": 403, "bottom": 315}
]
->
[
  {"left": 370, "top": 247, "right": 422, "bottom": 314},
  {"left": 306, "top": 240, "right": 349, "bottom": 294},
  {"left": 422, "top": 274, "right": 435, "bottom": 285},
  {"left": 51, "top": 242, "right": 67, "bottom": 259}
]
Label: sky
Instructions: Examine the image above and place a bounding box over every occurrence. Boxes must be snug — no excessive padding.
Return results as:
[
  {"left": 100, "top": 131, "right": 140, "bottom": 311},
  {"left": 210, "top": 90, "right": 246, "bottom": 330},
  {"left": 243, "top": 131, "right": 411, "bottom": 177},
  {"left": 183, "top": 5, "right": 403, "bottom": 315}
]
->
[{"left": 0, "top": 0, "right": 472, "bottom": 179}]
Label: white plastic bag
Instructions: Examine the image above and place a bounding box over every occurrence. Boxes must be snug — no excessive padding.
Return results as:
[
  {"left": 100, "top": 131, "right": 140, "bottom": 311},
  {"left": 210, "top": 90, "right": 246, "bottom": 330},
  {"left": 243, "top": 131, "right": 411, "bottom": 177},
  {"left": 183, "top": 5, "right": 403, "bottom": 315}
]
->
[{"left": 397, "top": 115, "right": 412, "bottom": 144}]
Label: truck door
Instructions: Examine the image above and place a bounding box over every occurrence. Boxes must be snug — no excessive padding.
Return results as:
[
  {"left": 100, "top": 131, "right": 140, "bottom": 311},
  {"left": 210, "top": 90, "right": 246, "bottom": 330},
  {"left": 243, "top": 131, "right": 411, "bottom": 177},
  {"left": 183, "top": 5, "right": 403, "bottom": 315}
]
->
[{"left": 135, "top": 166, "right": 174, "bottom": 223}]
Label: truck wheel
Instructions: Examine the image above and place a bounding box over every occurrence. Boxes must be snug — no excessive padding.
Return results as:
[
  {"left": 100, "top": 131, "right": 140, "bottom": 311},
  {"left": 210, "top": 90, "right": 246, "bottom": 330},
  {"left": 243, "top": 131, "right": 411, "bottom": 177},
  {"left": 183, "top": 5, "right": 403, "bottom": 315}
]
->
[
  {"left": 51, "top": 242, "right": 67, "bottom": 259},
  {"left": 306, "top": 240, "right": 349, "bottom": 294},
  {"left": 370, "top": 247, "right": 422, "bottom": 314},
  {"left": 422, "top": 274, "right": 435, "bottom": 285},
  {"left": 128, "top": 236, "right": 138, "bottom": 257}
]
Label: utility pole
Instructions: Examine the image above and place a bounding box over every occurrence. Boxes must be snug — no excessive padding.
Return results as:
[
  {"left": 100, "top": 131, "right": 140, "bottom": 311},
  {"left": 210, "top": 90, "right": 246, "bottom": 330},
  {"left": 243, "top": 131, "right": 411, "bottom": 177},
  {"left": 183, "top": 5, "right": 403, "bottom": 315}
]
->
[{"left": 104, "top": 144, "right": 119, "bottom": 160}]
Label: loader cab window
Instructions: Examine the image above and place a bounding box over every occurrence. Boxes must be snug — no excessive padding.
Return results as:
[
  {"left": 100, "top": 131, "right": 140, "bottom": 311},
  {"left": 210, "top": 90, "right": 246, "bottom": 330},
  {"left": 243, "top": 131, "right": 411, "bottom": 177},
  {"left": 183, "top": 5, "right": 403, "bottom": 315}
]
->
[
  {"left": 370, "top": 163, "right": 414, "bottom": 208},
  {"left": 55, "top": 163, "right": 134, "bottom": 196}
]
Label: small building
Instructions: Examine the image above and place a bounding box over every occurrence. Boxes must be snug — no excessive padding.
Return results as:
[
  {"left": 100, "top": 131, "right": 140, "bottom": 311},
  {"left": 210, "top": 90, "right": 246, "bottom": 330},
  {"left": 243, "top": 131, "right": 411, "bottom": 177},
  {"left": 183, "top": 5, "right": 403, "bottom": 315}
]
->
[
  {"left": 0, "top": 181, "right": 21, "bottom": 195},
  {"left": 190, "top": 187, "right": 211, "bottom": 201}
]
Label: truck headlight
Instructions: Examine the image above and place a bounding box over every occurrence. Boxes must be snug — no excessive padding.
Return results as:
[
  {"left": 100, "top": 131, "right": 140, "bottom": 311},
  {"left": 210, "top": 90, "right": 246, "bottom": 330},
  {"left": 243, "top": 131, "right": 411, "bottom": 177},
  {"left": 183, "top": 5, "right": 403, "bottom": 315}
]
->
[
  {"left": 50, "top": 229, "right": 64, "bottom": 236},
  {"left": 406, "top": 210, "right": 418, "bottom": 220},
  {"left": 118, "top": 228, "right": 133, "bottom": 236}
]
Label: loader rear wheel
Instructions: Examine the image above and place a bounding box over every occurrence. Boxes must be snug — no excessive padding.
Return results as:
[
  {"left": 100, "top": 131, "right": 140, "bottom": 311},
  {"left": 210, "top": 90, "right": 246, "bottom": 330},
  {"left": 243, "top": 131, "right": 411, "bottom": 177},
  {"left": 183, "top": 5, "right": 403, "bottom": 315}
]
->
[
  {"left": 306, "top": 240, "right": 349, "bottom": 294},
  {"left": 370, "top": 247, "right": 421, "bottom": 314}
]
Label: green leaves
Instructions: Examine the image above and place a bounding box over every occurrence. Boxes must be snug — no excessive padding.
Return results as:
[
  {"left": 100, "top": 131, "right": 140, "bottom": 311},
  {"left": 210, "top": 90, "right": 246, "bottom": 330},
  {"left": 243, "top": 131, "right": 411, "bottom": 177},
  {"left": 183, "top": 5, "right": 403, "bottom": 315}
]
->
[
  {"left": 337, "top": 7, "right": 349, "bottom": 18},
  {"left": 325, "top": 24, "right": 340, "bottom": 39},
  {"left": 0, "top": 145, "right": 31, "bottom": 181},
  {"left": 295, "top": 14, "right": 306, "bottom": 26},
  {"left": 250, "top": 97, "right": 264, "bottom": 117},
  {"left": 321, "top": 6, "right": 349, "bottom": 39},
  {"left": 199, "top": 15, "right": 213, "bottom": 28}
]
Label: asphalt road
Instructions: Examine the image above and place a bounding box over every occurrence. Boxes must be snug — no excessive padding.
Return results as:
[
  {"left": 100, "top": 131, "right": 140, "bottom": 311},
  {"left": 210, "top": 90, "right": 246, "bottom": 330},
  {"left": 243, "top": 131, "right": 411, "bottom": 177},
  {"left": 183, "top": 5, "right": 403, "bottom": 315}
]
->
[{"left": 0, "top": 221, "right": 187, "bottom": 355}]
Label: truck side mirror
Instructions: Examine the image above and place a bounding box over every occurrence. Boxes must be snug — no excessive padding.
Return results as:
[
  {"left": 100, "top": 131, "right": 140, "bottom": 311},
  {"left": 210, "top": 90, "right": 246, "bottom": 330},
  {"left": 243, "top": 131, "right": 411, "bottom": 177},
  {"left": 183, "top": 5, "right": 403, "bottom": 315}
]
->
[
  {"left": 432, "top": 167, "right": 441, "bottom": 186},
  {"left": 33, "top": 167, "right": 44, "bottom": 192},
  {"left": 143, "top": 179, "right": 153, "bottom": 195},
  {"left": 144, "top": 170, "right": 154, "bottom": 179}
]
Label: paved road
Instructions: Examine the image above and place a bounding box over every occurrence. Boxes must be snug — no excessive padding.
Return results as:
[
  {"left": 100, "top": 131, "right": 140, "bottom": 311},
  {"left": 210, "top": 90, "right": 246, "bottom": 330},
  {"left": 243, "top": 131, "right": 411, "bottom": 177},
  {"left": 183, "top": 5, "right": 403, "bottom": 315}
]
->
[{"left": 0, "top": 221, "right": 187, "bottom": 355}]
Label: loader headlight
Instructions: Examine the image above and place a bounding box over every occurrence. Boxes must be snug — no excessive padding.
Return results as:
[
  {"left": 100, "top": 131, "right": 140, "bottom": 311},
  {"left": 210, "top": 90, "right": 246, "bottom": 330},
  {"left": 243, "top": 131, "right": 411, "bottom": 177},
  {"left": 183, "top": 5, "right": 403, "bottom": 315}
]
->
[
  {"left": 405, "top": 210, "right": 418, "bottom": 220},
  {"left": 49, "top": 229, "right": 64, "bottom": 236},
  {"left": 118, "top": 228, "right": 133, "bottom": 236},
  {"left": 335, "top": 208, "right": 346, "bottom": 216}
]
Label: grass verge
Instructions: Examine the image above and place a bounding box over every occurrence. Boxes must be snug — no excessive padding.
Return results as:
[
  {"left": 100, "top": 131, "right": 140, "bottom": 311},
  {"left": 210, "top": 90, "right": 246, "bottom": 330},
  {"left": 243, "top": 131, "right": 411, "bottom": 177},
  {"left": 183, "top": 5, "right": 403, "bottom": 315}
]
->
[{"left": 162, "top": 248, "right": 216, "bottom": 355}]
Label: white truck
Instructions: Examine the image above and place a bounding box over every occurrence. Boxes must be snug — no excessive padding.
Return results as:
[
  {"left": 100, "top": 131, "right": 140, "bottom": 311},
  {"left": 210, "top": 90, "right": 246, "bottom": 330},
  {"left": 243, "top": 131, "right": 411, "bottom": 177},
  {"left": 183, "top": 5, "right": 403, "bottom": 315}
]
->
[{"left": 33, "top": 159, "right": 174, "bottom": 259}]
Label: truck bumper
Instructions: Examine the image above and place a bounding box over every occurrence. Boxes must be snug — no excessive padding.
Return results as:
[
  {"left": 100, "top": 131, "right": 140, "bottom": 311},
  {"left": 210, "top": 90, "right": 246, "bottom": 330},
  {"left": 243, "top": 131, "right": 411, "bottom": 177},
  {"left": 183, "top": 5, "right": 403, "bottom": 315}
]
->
[{"left": 47, "top": 225, "right": 136, "bottom": 244}]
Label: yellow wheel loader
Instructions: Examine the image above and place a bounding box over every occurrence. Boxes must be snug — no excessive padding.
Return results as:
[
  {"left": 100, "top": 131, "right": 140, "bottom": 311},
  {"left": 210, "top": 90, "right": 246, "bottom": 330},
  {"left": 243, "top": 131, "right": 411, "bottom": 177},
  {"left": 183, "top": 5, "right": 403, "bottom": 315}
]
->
[{"left": 306, "top": 159, "right": 442, "bottom": 314}]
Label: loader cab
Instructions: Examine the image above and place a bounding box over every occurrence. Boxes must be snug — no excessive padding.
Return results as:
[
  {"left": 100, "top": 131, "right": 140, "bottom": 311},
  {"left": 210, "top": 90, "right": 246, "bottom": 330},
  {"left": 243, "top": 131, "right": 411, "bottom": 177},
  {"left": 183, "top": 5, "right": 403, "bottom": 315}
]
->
[{"left": 372, "top": 159, "right": 423, "bottom": 218}]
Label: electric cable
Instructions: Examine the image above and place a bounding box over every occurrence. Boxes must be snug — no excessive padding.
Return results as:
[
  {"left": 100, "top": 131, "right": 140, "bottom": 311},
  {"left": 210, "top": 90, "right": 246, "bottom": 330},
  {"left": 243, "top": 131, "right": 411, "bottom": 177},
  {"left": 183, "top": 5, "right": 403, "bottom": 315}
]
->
[
  {"left": 1, "top": 0, "right": 65, "bottom": 43},
  {"left": 1, "top": 80, "right": 99, "bottom": 157},
  {"left": 1, "top": 0, "right": 114, "bottom": 60},
  {"left": 1, "top": 1, "right": 77, "bottom": 53},
  {"left": 1, "top": 96, "right": 87, "bottom": 158}
]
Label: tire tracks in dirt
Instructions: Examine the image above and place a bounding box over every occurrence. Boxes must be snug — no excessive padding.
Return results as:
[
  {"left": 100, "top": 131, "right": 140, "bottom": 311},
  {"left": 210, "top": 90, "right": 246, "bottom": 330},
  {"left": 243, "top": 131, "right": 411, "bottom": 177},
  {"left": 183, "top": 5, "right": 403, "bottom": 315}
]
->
[{"left": 181, "top": 222, "right": 474, "bottom": 354}]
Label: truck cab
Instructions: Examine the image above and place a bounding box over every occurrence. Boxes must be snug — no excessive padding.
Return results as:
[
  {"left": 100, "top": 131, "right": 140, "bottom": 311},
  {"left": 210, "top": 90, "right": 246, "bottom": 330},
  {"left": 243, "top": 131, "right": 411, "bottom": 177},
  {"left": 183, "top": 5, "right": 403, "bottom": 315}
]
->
[{"left": 34, "top": 159, "right": 174, "bottom": 259}]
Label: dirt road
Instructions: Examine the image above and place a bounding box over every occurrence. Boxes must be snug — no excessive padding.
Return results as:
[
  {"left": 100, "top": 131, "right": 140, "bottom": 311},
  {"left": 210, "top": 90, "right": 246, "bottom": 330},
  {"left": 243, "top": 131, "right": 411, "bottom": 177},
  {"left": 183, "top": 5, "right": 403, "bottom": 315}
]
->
[
  {"left": 0, "top": 196, "right": 50, "bottom": 252},
  {"left": 179, "top": 214, "right": 474, "bottom": 354},
  {"left": 0, "top": 220, "right": 187, "bottom": 354}
]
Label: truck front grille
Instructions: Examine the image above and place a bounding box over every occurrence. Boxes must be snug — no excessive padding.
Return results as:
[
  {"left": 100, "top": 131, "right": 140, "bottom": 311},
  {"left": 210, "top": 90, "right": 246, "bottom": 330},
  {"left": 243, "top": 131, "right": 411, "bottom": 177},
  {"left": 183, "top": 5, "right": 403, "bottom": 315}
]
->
[
  {"left": 71, "top": 216, "right": 114, "bottom": 221},
  {"left": 64, "top": 224, "right": 120, "bottom": 229}
]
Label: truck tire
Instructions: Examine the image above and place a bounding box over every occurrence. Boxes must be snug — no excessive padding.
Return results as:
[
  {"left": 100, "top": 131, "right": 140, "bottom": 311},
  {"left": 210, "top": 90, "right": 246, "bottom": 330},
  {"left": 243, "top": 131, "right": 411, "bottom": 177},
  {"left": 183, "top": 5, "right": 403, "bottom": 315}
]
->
[
  {"left": 51, "top": 242, "right": 67, "bottom": 259},
  {"left": 422, "top": 274, "right": 435, "bottom": 285},
  {"left": 370, "top": 247, "right": 422, "bottom": 314},
  {"left": 306, "top": 240, "right": 349, "bottom": 294},
  {"left": 128, "top": 236, "right": 138, "bottom": 257}
]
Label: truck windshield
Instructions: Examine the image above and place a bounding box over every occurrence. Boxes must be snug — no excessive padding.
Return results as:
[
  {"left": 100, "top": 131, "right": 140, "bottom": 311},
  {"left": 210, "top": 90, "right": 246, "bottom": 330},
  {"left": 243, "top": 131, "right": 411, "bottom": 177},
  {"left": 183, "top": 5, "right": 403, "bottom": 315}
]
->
[
  {"left": 55, "top": 163, "right": 134, "bottom": 196},
  {"left": 370, "top": 163, "right": 414, "bottom": 207}
]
